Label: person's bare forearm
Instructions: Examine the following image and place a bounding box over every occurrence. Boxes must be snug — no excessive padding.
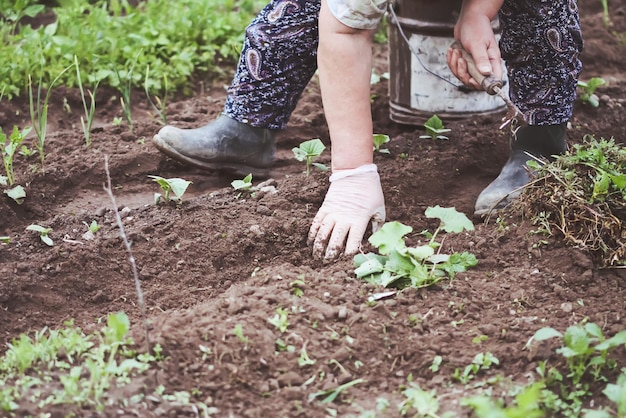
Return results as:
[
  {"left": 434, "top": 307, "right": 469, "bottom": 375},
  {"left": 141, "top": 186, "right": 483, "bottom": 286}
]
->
[{"left": 318, "top": 0, "right": 375, "bottom": 171}]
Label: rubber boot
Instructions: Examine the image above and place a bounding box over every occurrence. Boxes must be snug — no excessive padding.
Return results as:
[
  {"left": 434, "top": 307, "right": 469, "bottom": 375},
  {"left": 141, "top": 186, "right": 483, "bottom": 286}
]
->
[
  {"left": 153, "top": 115, "right": 276, "bottom": 177},
  {"left": 474, "top": 123, "right": 568, "bottom": 216}
]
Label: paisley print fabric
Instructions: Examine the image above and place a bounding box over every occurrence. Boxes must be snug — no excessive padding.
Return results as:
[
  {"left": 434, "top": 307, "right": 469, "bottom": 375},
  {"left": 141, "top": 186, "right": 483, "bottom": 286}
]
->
[
  {"left": 224, "top": 0, "right": 321, "bottom": 129},
  {"left": 499, "top": 0, "right": 583, "bottom": 125},
  {"left": 224, "top": 0, "right": 582, "bottom": 129}
]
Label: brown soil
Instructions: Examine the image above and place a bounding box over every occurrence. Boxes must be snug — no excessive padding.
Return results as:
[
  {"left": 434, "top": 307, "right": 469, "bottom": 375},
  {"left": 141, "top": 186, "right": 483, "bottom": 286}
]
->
[{"left": 1, "top": 2, "right": 625, "bottom": 417}]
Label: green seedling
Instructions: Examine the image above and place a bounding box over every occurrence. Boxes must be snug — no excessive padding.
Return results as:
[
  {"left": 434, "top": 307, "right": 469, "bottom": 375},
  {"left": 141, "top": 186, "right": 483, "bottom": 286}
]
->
[
  {"left": 453, "top": 352, "right": 499, "bottom": 385},
  {"left": 28, "top": 64, "right": 73, "bottom": 170},
  {"left": 298, "top": 345, "right": 316, "bottom": 367},
  {"left": 18, "top": 145, "right": 36, "bottom": 158},
  {"left": 4, "top": 185, "right": 26, "bottom": 204},
  {"left": 0, "top": 125, "right": 31, "bottom": 186},
  {"left": 267, "top": 307, "right": 289, "bottom": 333},
  {"left": 429, "top": 355, "right": 443, "bottom": 373},
  {"left": 75, "top": 55, "right": 99, "bottom": 147},
  {"left": 597, "top": 369, "right": 626, "bottom": 416},
  {"left": 290, "top": 279, "right": 306, "bottom": 297},
  {"left": 354, "top": 206, "right": 477, "bottom": 289},
  {"left": 292, "top": 138, "right": 327, "bottom": 176},
  {"left": 198, "top": 344, "right": 212, "bottom": 361},
  {"left": 529, "top": 323, "right": 626, "bottom": 386},
  {"left": 232, "top": 324, "right": 248, "bottom": 345},
  {"left": 370, "top": 69, "right": 389, "bottom": 85},
  {"left": 398, "top": 383, "right": 441, "bottom": 417},
  {"left": 231, "top": 173, "right": 257, "bottom": 195},
  {"left": 81, "top": 221, "right": 99, "bottom": 240},
  {"left": 373, "top": 133, "right": 390, "bottom": 154},
  {"left": 83, "top": 220, "right": 101, "bottom": 234},
  {"left": 144, "top": 65, "right": 168, "bottom": 125},
  {"left": 25, "top": 224, "right": 53, "bottom": 246},
  {"left": 0, "top": 312, "right": 202, "bottom": 413},
  {"left": 420, "top": 115, "right": 451, "bottom": 140},
  {"left": 0, "top": 236, "right": 9, "bottom": 244},
  {"left": 275, "top": 338, "right": 295, "bottom": 353},
  {"left": 462, "top": 382, "right": 546, "bottom": 418},
  {"left": 577, "top": 77, "right": 606, "bottom": 107},
  {"left": 149, "top": 175, "right": 192, "bottom": 204}
]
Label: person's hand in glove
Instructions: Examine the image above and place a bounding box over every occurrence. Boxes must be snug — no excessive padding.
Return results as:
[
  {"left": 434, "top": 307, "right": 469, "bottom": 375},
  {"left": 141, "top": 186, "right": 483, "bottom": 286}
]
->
[{"left": 307, "top": 164, "right": 386, "bottom": 259}]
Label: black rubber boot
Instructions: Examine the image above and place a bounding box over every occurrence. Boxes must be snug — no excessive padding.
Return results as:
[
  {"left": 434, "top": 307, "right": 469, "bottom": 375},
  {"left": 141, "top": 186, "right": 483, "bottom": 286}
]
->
[
  {"left": 474, "top": 123, "right": 568, "bottom": 216},
  {"left": 152, "top": 115, "right": 276, "bottom": 177}
]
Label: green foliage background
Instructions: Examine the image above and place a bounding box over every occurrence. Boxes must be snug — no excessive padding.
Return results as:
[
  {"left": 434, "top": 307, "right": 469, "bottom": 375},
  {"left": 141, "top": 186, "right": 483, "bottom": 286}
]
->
[{"left": 0, "top": 0, "right": 267, "bottom": 98}]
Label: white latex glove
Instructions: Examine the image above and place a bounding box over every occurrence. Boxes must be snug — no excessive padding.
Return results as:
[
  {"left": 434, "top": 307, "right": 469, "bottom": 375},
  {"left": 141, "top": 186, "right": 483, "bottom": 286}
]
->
[{"left": 307, "top": 164, "right": 386, "bottom": 259}]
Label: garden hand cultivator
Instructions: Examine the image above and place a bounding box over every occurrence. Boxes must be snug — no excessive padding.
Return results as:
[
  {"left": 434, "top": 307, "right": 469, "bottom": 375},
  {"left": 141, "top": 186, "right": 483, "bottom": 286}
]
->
[{"left": 450, "top": 41, "right": 528, "bottom": 133}]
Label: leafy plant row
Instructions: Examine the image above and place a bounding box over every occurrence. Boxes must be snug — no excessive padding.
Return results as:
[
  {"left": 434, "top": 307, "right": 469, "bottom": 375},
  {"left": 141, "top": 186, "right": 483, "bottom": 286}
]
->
[{"left": 0, "top": 0, "right": 267, "bottom": 98}]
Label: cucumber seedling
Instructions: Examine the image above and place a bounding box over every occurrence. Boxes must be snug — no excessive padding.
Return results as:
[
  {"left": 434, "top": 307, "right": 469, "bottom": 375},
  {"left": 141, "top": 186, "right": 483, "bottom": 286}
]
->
[
  {"left": 231, "top": 173, "right": 257, "bottom": 197},
  {"left": 292, "top": 138, "right": 327, "bottom": 176},
  {"left": 577, "top": 77, "right": 606, "bottom": 107},
  {"left": 420, "top": 114, "right": 451, "bottom": 140},
  {"left": 373, "top": 133, "right": 390, "bottom": 154},
  {"left": 149, "top": 175, "right": 192, "bottom": 204},
  {"left": 26, "top": 224, "right": 53, "bottom": 246},
  {"left": 354, "top": 206, "right": 476, "bottom": 289}
]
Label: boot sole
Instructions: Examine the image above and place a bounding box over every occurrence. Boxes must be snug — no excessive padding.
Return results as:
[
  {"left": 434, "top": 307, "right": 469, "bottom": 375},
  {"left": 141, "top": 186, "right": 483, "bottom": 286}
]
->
[{"left": 152, "top": 134, "right": 271, "bottom": 178}]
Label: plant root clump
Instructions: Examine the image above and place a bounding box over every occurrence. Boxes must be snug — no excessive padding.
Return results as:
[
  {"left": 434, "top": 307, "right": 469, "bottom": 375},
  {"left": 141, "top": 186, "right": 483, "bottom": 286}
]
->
[{"left": 519, "top": 137, "right": 626, "bottom": 267}]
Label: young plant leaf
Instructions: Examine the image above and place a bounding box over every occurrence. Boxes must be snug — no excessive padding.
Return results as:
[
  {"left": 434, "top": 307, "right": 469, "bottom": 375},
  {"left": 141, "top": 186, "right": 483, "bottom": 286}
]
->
[
  {"left": 595, "top": 330, "right": 626, "bottom": 351},
  {"left": 420, "top": 115, "right": 451, "bottom": 140},
  {"left": 531, "top": 327, "right": 564, "bottom": 342},
  {"left": 425, "top": 205, "right": 474, "bottom": 233},
  {"left": 292, "top": 138, "right": 326, "bottom": 176},
  {"left": 26, "top": 224, "right": 53, "bottom": 246},
  {"left": 373, "top": 133, "right": 390, "bottom": 154},
  {"left": 231, "top": 173, "right": 254, "bottom": 191},
  {"left": 149, "top": 175, "right": 192, "bottom": 203},
  {"left": 577, "top": 77, "right": 606, "bottom": 107},
  {"left": 368, "top": 221, "right": 412, "bottom": 255},
  {"left": 4, "top": 185, "right": 26, "bottom": 204},
  {"left": 354, "top": 254, "right": 386, "bottom": 279}
]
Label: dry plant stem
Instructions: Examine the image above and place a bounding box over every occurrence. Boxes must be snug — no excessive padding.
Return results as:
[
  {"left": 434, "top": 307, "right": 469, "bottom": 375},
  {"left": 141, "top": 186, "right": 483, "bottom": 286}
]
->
[{"left": 103, "top": 155, "right": 150, "bottom": 353}]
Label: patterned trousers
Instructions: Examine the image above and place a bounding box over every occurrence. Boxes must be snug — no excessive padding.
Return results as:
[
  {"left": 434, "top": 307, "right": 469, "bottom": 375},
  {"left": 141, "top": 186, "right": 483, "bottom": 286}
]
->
[{"left": 224, "top": 0, "right": 583, "bottom": 129}]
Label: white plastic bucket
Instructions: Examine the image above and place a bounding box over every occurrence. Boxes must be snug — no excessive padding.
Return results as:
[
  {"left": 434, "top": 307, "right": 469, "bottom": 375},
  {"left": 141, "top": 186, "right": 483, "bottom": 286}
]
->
[{"left": 388, "top": 0, "right": 507, "bottom": 125}]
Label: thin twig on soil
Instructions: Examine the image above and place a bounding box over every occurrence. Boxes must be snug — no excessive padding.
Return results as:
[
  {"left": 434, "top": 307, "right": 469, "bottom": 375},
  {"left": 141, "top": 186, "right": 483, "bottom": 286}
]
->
[{"left": 103, "top": 155, "right": 151, "bottom": 354}]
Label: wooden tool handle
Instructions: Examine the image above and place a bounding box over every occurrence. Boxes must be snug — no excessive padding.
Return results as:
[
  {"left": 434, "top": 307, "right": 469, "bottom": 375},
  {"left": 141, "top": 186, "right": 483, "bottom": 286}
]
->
[{"left": 450, "top": 41, "right": 502, "bottom": 95}]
